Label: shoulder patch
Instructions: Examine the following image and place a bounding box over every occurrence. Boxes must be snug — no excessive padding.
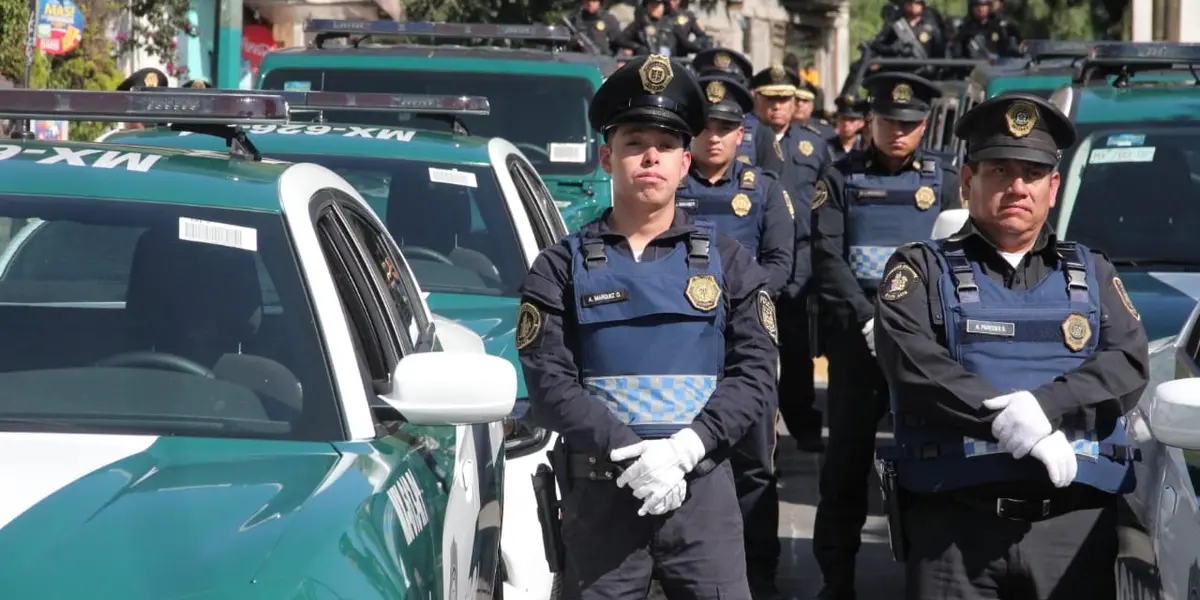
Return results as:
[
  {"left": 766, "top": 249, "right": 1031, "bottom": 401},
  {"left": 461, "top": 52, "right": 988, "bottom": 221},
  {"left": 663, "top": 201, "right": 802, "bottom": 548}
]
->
[
  {"left": 740, "top": 169, "right": 757, "bottom": 190},
  {"left": 1112, "top": 276, "right": 1140, "bottom": 321},
  {"left": 880, "top": 264, "right": 919, "bottom": 302},
  {"left": 757, "top": 290, "right": 778, "bottom": 345},
  {"left": 812, "top": 180, "right": 829, "bottom": 210},
  {"left": 516, "top": 303, "right": 543, "bottom": 350}
]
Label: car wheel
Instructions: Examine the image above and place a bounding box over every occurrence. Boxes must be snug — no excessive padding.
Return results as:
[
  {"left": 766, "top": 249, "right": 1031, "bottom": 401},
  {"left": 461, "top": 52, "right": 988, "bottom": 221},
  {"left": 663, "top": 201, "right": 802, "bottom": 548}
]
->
[{"left": 1117, "top": 557, "right": 1163, "bottom": 600}]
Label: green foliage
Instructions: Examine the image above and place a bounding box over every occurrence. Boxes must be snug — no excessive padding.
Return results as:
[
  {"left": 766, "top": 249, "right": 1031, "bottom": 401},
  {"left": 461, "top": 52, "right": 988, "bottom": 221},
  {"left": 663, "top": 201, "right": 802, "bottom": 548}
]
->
[
  {"left": 114, "top": 0, "right": 194, "bottom": 74},
  {"left": 0, "top": 0, "right": 122, "bottom": 141},
  {"left": 403, "top": 0, "right": 577, "bottom": 27}
]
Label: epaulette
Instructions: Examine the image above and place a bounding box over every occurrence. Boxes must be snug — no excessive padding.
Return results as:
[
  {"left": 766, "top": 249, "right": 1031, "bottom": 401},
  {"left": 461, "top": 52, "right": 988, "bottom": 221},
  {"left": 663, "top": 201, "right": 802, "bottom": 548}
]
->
[{"left": 801, "top": 123, "right": 821, "bottom": 135}]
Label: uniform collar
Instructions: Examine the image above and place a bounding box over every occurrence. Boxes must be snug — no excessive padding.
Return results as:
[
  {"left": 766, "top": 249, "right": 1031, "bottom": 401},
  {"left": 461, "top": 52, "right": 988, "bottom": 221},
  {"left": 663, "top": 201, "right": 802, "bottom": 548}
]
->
[
  {"left": 949, "top": 219, "right": 1058, "bottom": 256},
  {"left": 587, "top": 207, "right": 698, "bottom": 240},
  {"left": 863, "top": 145, "right": 925, "bottom": 174},
  {"left": 689, "top": 160, "right": 739, "bottom": 186}
]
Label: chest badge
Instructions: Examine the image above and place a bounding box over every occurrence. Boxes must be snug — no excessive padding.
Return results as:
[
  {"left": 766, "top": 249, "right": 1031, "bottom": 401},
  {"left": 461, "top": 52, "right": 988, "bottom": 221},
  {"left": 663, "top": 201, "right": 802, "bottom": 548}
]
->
[
  {"left": 731, "top": 193, "right": 752, "bottom": 217},
  {"left": 740, "top": 169, "right": 756, "bottom": 189},
  {"left": 918, "top": 31, "right": 930, "bottom": 43},
  {"left": 685, "top": 274, "right": 721, "bottom": 312},
  {"left": 595, "top": 20, "right": 605, "bottom": 30},
  {"left": 915, "top": 186, "right": 936, "bottom": 210},
  {"left": 646, "top": 25, "right": 657, "bottom": 36},
  {"left": 991, "top": 32, "right": 999, "bottom": 42},
  {"left": 798, "top": 140, "right": 814, "bottom": 156},
  {"left": 677, "top": 14, "right": 688, "bottom": 24},
  {"left": 1061, "top": 313, "right": 1091, "bottom": 352}
]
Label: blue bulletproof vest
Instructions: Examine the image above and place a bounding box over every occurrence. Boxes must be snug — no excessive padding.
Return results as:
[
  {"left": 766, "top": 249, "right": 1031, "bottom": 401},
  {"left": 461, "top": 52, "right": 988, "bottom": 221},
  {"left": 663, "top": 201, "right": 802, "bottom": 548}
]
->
[
  {"left": 843, "top": 155, "right": 942, "bottom": 291},
  {"left": 676, "top": 161, "right": 767, "bottom": 257},
  {"left": 888, "top": 239, "right": 1136, "bottom": 494},
  {"left": 569, "top": 222, "right": 726, "bottom": 439},
  {"left": 737, "top": 114, "right": 759, "bottom": 166}
]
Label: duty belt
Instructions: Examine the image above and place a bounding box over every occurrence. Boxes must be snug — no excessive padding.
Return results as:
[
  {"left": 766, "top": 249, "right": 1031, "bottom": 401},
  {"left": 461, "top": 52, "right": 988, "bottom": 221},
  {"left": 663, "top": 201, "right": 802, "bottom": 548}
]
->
[
  {"left": 929, "top": 486, "right": 1114, "bottom": 522},
  {"left": 567, "top": 452, "right": 722, "bottom": 481}
]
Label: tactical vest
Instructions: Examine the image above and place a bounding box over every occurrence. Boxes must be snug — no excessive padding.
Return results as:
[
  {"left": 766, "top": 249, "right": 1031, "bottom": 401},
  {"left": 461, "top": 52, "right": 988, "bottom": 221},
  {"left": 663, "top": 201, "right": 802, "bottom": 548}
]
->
[
  {"left": 737, "top": 114, "right": 759, "bottom": 166},
  {"left": 843, "top": 155, "right": 942, "bottom": 291},
  {"left": 676, "top": 162, "right": 767, "bottom": 257},
  {"left": 569, "top": 222, "right": 726, "bottom": 439},
  {"left": 888, "top": 239, "right": 1136, "bottom": 494}
]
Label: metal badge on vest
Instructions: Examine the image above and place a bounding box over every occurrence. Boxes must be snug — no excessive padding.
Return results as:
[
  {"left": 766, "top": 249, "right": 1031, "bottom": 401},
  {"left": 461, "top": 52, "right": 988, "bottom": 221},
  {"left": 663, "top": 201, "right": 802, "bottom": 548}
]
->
[
  {"left": 844, "top": 156, "right": 943, "bottom": 291},
  {"left": 676, "top": 162, "right": 766, "bottom": 256},
  {"left": 886, "top": 239, "right": 1137, "bottom": 495},
  {"left": 569, "top": 221, "right": 727, "bottom": 439}
]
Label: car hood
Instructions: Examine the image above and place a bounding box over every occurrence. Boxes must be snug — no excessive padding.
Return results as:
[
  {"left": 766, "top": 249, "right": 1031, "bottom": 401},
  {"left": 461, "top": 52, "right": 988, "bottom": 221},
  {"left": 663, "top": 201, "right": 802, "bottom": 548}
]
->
[
  {"left": 541, "top": 174, "right": 610, "bottom": 232},
  {"left": 0, "top": 434, "right": 342, "bottom": 597},
  {"left": 1119, "top": 271, "right": 1200, "bottom": 340},
  {"left": 426, "top": 292, "right": 526, "bottom": 399}
]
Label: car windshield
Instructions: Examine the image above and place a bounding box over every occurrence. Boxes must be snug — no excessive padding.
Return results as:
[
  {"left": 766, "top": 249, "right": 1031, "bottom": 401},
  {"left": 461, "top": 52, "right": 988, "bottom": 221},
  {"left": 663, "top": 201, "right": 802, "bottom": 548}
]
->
[
  {"left": 260, "top": 68, "right": 597, "bottom": 177},
  {"left": 1055, "top": 122, "right": 1200, "bottom": 266},
  {"left": 274, "top": 154, "right": 527, "bottom": 297},
  {"left": 0, "top": 195, "right": 339, "bottom": 440}
]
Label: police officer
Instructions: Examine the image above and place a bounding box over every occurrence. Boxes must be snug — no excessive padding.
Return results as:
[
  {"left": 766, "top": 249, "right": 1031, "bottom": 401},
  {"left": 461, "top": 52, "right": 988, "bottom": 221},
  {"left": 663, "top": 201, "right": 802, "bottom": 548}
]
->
[
  {"left": 571, "top": 0, "right": 621, "bottom": 54},
  {"left": 875, "top": 93, "right": 1149, "bottom": 599},
  {"left": 676, "top": 73, "right": 793, "bottom": 600},
  {"left": 810, "top": 72, "right": 960, "bottom": 600},
  {"left": 691, "top": 47, "right": 753, "bottom": 88},
  {"left": 870, "top": 0, "right": 944, "bottom": 61},
  {"left": 115, "top": 68, "right": 169, "bottom": 132},
  {"left": 518, "top": 54, "right": 777, "bottom": 600},
  {"left": 666, "top": 0, "right": 711, "bottom": 50},
  {"left": 957, "top": 0, "right": 1022, "bottom": 59},
  {"left": 751, "top": 64, "right": 830, "bottom": 455},
  {"left": 616, "top": 0, "right": 703, "bottom": 57},
  {"left": 828, "top": 94, "right": 867, "bottom": 161},
  {"left": 180, "top": 79, "right": 211, "bottom": 88},
  {"left": 794, "top": 79, "right": 834, "bottom": 140}
]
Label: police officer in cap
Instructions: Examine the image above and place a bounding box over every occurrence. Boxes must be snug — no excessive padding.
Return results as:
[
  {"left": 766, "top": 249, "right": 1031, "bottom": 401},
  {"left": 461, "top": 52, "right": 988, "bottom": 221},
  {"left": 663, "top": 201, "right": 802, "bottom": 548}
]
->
[
  {"left": 518, "top": 54, "right": 777, "bottom": 600},
  {"left": 876, "top": 93, "right": 1148, "bottom": 599},
  {"left": 828, "top": 94, "right": 868, "bottom": 161},
  {"left": 677, "top": 72, "right": 793, "bottom": 600},
  {"left": 114, "top": 68, "right": 169, "bottom": 132},
  {"left": 794, "top": 79, "right": 834, "bottom": 140},
  {"left": 810, "top": 71, "right": 959, "bottom": 600},
  {"left": 691, "top": 47, "right": 753, "bottom": 88},
  {"left": 181, "top": 79, "right": 211, "bottom": 88}
]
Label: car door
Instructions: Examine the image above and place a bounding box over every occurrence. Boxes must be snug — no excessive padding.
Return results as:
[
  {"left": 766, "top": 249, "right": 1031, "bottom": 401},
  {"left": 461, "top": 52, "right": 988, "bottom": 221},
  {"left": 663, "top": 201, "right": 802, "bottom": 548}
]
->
[
  {"left": 507, "top": 154, "right": 569, "bottom": 252},
  {"left": 1153, "top": 324, "right": 1200, "bottom": 600},
  {"left": 332, "top": 192, "right": 503, "bottom": 600}
]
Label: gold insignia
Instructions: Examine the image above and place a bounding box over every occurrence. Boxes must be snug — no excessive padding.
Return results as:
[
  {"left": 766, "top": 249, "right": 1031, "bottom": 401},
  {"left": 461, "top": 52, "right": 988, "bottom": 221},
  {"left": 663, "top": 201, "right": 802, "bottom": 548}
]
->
[
  {"left": 991, "top": 32, "right": 999, "bottom": 42},
  {"left": 639, "top": 55, "right": 673, "bottom": 94},
  {"left": 758, "top": 290, "right": 778, "bottom": 345},
  {"left": 145, "top": 71, "right": 160, "bottom": 87},
  {"left": 515, "top": 303, "right": 542, "bottom": 350},
  {"left": 770, "top": 64, "right": 785, "bottom": 83},
  {"left": 740, "top": 169, "right": 756, "bottom": 189},
  {"left": 1005, "top": 100, "right": 1038, "bottom": 139},
  {"left": 1061, "top": 313, "right": 1091, "bottom": 352},
  {"left": 783, "top": 190, "right": 794, "bottom": 219},
  {"left": 812, "top": 180, "right": 828, "bottom": 210},
  {"left": 714, "top": 51, "right": 731, "bottom": 69},
  {"left": 696, "top": 18, "right": 703, "bottom": 30},
  {"left": 880, "top": 264, "right": 918, "bottom": 302},
  {"left": 918, "top": 31, "right": 930, "bottom": 43},
  {"left": 685, "top": 274, "right": 721, "bottom": 312},
  {"left": 915, "top": 186, "right": 935, "bottom": 210},
  {"left": 737, "top": 155, "right": 751, "bottom": 164},
  {"left": 892, "top": 83, "right": 913, "bottom": 104},
  {"left": 912, "top": 160, "right": 921, "bottom": 170},
  {"left": 646, "top": 25, "right": 656, "bottom": 35},
  {"left": 731, "top": 193, "right": 752, "bottom": 217},
  {"left": 677, "top": 14, "right": 688, "bottom": 24},
  {"left": 798, "top": 140, "right": 814, "bottom": 156},
  {"left": 195, "top": 80, "right": 208, "bottom": 87},
  {"left": 706, "top": 80, "right": 726, "bottom": 104},
  {"left": 772, "top": 139, "right": 783, "bottom": 161},
  {"left": 1113, "top": 277, "right": 1140, "bottom": 321},
  {"left": 595, "top": 20, "right": 605, "bottom": 31}
]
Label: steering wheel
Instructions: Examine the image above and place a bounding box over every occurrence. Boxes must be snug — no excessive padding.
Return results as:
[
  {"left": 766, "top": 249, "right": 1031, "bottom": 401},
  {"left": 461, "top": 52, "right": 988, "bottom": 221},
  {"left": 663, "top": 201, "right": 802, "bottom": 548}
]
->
[
  {"left": 96, "top": 351, "right": 217, "bottom": 379},
  {"left": 403, "top": 245, "right": 455, "bottom": 266},
  {"left": 515, "top": 143, "right": 551, "bottom": 159}
]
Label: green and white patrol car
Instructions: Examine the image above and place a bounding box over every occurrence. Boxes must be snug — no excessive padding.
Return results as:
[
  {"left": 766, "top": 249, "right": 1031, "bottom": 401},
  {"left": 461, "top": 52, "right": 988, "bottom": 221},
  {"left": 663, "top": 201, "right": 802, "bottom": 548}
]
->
[{"left": 0, "top": 89, "right": 515, "bottom": 599}]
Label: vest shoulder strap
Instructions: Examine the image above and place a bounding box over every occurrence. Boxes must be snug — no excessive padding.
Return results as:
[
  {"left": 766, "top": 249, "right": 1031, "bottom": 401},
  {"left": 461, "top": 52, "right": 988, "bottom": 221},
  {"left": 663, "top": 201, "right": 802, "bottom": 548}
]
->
[
  {"left": 1055, "top": 240, "right": 1092, "bottom": 304},
  {"left": 574, "top": 230, "right": 608, "bottom": 270},
  {"left": 688, "top": 220, "right": 714, "bottom": 269},
  {"left": 935, "top": 237, "right": 980, "bottom": 304}
]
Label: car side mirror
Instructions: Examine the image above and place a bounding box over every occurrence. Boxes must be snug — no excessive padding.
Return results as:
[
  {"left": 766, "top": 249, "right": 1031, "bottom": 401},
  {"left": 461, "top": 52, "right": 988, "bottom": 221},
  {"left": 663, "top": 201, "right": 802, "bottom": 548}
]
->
[
  {"left": 378, "top": 352, "right": 516, "bottom": 426},
  {"left": 1148, "top": 378, "right": 1200, "bottom": 450},
  {"left": 931, "top": 208, "right": 969, "bottom": 240}
]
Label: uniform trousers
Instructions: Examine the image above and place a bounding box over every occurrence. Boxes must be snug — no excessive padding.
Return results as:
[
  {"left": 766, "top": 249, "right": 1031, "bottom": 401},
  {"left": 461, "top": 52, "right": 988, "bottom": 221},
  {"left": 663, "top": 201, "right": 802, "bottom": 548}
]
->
[
  {"left": 777, "top": 294, "right": 821, "bottom": 444},
  {"left": 731, "top": 395, "right": 782, "bottom": 597}
]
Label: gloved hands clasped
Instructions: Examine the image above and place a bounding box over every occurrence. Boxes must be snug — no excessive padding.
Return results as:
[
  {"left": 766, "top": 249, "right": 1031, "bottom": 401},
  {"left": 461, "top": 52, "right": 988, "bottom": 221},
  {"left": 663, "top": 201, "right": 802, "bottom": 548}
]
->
[
  {"left": 610, "top": 428, "right": 706, "bottom": 516},
  {"left": 983, "top": 391, "right": 1077, "bottom": 488}
]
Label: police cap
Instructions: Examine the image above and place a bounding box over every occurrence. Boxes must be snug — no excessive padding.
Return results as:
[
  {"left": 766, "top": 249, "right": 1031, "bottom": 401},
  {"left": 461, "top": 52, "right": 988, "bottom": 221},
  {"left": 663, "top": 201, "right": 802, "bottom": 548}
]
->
[
  {"left": 588, "top": 54, "right": 707, "bottom": 139},
  {"left": 968, "top": 0, "right": 989, "bottom": 5},
  {"left": 795, "top": 79, "right": 818, "bottom": 102},
  {"left": 117, "top": 68, "right": 169, "bottom": 91},
  {"left": 180, "top": 79, "right": 211, "bottom": 88},
  {"left": 835, "top": 93, "right": 867, "bottom": 119},
  {"left": 691, "top": 48, "right": 753, "bottom": 87},
  {"left": 750, "top": 64, "right": 799, "bottom": 97},
  {"left": 862, "top": 72, "right": 941, "bottom": 122},
  {"left": 698, "top": 74, "right": 752, "bottom": 123},
  {"left": 954, "top": 93, "right": 1076, "bottom": 166}
]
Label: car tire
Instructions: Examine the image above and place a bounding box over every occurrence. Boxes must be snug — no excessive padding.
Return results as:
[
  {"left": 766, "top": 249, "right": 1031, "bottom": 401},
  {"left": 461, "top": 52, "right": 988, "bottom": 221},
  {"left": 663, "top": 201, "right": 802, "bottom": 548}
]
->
[{"left": 1117, "top": 521, "right": 1163, "bottom": 600}]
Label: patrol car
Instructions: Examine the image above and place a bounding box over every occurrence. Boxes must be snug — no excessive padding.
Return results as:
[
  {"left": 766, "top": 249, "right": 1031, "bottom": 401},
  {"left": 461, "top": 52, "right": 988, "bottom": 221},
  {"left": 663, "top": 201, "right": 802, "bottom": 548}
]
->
[
  {"left": 255, "top": 19, "right": 616, "bottom": 232},
  {"left": 0, "top": 88, "right": 516, "bottom": 599},
  {"left": 103, "top": 90, "right": 566, "bottom": 600},
  {"left": 1047, "top": 42, "right": 1200, "bottom": 341}
]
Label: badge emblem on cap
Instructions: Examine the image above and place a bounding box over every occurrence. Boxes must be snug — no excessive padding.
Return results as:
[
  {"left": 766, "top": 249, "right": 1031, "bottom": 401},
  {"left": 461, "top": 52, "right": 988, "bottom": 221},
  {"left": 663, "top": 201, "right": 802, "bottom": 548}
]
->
[
  {"left": 892, "top": 83, "right": 913, "bottom": 104},
  {"left": 731, "top": 193, "right": 752, "bottom": 217},
  {"left": 770, "top": 64, "right": 785, "bottom": 83},
  {"left": 798, "top": 140, "right": 813, "bottom": 157},
  {"left": 639, "top": 55, "right": 674, "bottom": 94},
  {"left": 1005, "top": 101, "right": 1038, "bottom": 139},
  {"left": 685, "top": 274, "right": 721, "bottom": 312},
  {"left": 145, "top": 72, "right": 160, "bottom": 87},
  {"left": 1061, "top": 313, "right": 1091, "bottom": 352},
  {"left": 714, "top": 52, "right": 731, "bottom": 69},
  {"left": 706, "top": 80, "right": 726, "bottom": 104},
  {"left": 915, "top": 186, "right": 935, "bottom": 210}
]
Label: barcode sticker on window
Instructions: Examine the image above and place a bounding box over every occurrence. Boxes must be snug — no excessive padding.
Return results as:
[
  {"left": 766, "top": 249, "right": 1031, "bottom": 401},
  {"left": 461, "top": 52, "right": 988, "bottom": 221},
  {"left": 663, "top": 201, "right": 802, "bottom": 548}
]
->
[
  {"left": 549, "top": 143, "right": 588, "bottom": 163},
  {"left": 178, "top": 217, "right": 258, "bottom": 252},
  {"left": 429, "top": 167, "right": 478, "bottom": 188}
]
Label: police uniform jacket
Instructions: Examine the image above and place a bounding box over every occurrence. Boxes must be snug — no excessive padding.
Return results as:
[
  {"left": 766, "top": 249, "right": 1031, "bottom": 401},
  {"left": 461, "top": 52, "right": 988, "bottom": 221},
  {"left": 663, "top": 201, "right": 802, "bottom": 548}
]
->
[
  {"left": 572, "top": 9, "right": 621, "bottom": 54},
  {"left": 827, "top": 133, "right": 862, "bottom": 162},
  {"left": 957, "top": 15, "right": 1022, "bottom": 58},
  {"left": 871, "top": 13, "right": 945, "bottom": 59},
  {"left": 615, "top": 15, "right": 702, "bottom": 57},
  {"left": 874, "top": 220, "right": 1150, "bottom": 496},
  {"left": 666, "top": 8, "right": 710, "bottom": 49},
  {"left": 812, "top": 145, "right": 959, "bottom": 329},
  {"left": 517, "top": 208, "right": 778, "bottom": 457}
]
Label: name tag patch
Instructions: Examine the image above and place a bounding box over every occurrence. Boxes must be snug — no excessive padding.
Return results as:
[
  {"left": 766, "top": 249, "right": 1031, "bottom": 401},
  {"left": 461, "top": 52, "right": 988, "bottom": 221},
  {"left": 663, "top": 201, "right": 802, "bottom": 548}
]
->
[
  {"left": 582, "top": 289, "right": 630, "bottom": 307},
  {"left": 965, "top": 320, "right": 1015, "bottom": 337}
]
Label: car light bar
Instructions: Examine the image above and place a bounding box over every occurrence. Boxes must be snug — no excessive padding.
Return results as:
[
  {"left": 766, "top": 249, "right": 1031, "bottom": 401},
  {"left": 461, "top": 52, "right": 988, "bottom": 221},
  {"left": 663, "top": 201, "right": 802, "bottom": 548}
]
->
[
  {"left": 304, "top": 18, "right": 572, "bottom": 42},
  {"left": 0, "top": 89, "right": 289, "bottom": 124},
  {"left": 137, "top": 88, "right": 491, "bottom": 116},
  {"left": 1088, "top": 42, "right": 1200, "bottom": 64},
  {"left": 1025, "top": 39, "right": 1094, "bottom": 61}
]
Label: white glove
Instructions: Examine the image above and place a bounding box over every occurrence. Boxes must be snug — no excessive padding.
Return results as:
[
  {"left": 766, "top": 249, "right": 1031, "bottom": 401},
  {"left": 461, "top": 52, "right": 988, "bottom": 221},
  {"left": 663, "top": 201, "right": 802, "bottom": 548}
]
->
[
  {"left": 1028, "top": 431, "right": 1078, "bottom": 488},
  {"left": 611, "top": 429, "right": 706, "bottom": 517},
  {"left": 645, "top": 478, "right": 688, "bottom": 515},
  {"left": 983, "top": 391, "right": 1052, "bottom": 459},
  {"left": 862, "top": 318, "right": 876, "bottom": 357}
]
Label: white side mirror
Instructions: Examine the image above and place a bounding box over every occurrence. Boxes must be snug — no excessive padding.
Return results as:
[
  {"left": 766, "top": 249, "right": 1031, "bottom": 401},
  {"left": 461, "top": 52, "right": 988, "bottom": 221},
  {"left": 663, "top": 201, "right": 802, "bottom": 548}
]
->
[
  {"left": 380, "top": 352, "right": 516, "bottom": 426},
  {"left": 931, "top": 208, "right": 970, "bottom": 240},
  {"left": 1148, "top": 378, "right": 1200, "bottom": 450}
]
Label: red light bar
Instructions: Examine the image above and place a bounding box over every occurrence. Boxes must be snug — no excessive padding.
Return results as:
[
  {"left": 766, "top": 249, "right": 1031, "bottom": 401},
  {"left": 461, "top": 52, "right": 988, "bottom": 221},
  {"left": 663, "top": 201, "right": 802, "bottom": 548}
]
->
[
  {"left": 0, "top": 89, "right": 289, "bottom": 124},
  {"left": 289, "top": 92, "right": 490, "bottom": 115}
]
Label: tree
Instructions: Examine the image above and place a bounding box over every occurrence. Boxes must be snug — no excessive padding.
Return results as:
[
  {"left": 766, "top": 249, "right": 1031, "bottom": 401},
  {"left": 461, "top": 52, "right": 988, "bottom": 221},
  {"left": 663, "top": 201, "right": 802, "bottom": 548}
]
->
[
  {"left": 114, "top": 0, "right": 195, "bottom": 78},
  {"left": 402, "top": 0, "right": 577, "bottom": 27},
  {"left": 0, "top": 0, "right": 123, "bottom": 141}
]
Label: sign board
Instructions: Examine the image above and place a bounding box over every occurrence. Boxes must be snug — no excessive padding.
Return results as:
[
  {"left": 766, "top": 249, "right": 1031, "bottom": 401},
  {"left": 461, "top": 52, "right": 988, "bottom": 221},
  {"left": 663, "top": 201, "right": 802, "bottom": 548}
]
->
[{"left": 35, "top": 0, "right": 84, "bottom": 55}]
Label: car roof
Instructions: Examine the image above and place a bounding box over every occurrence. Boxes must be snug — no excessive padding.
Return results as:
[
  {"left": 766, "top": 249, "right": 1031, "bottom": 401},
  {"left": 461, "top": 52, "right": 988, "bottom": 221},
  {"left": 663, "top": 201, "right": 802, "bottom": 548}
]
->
[
  {"left": 103, "top": 123, "right": 495, "bottom": 166},
  {"left": 0, "top": 139, "right": 290, "bottom": 211},
  {"left": 261, "top": 46, "right": 615, "bottom": 79},
  {"left": 1071, "top": 85, "right": 1200, "bottom": 124}
]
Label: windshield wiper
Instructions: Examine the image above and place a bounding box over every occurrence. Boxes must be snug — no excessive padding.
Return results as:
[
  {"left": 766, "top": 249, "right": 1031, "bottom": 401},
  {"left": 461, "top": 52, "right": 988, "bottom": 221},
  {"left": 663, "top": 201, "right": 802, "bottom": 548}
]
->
[
  {"left": 0, "top": 416, "right": 163, "bottom": 435},
  {"left": 1112, "top": 258, "right": 1200, "bottom": 268}
]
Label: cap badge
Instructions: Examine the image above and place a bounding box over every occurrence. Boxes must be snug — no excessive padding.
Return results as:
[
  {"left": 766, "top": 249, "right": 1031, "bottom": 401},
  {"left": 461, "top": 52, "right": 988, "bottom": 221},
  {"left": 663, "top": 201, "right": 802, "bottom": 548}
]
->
[
  {"left": 639, "top": 55, "right": 674, "bottom": 94},
  {"left": 915, "top": 186, "right": 935, "bottom": 210},
  {"left": 731, "top": 193, "right": 752, "bottom": 217},
  {"left": 892, "top": 83, "right": 913, "bottom": 103},
  {"left": 770, "top": 64, "right": 785, "bottom": 83},
  {"left": 706, "top": 80, "right": 726, "bottom": 104},
  {"left": 714, "top": 51, "right": 731, "bottom": 69},
  {"left": 145, "top": 71, "right": 160, "bottom": 87},
  {"left": 1005, "top": 101, "right": 1038, "bottom": 138}
]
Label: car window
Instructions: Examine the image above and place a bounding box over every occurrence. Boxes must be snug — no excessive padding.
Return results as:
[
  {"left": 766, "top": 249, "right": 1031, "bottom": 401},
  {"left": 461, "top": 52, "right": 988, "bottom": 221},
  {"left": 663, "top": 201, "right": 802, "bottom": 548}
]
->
[
  {"left": 1055, "top": 123, "right": 1200, "bottom": 265},
  {"left": 272, "top": 153, "right": 528, "bottom": 298},
  {"left": 260, "top": 68, "right": 597, "bottom": 177},
  {"left": 0, "top": 195, "right": 340, "bottom": 441}
]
